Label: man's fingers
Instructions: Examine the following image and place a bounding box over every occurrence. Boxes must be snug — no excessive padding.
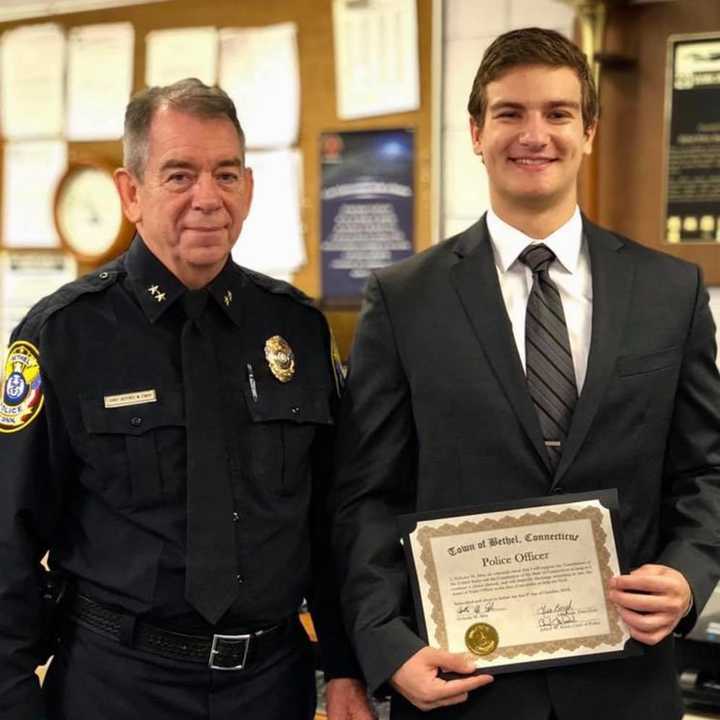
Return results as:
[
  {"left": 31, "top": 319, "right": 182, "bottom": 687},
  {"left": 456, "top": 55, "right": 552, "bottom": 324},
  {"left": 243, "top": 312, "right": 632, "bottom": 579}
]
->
[
  {"left": 615, "top": 604, "right": 670, "bottom": 632},
  {"left": 609, "top": 589, "right": 668, "bottom": 613},
  {"left": 436, "top": 674, "right": 494, "bottom": 697},
  {"left": 430, "top": 649, "right": 477, "bottom": 674},
  {"left": 610, "top": 574, "right": 671, "bottom": 595},
  {"left": 411, "top": 669, "right": 493, "bottom": 709},
  {"left": 628, "top": 626, "right": 668, "bottom": 646},
  {"left": 390, "top": 646, "right": 493, "bottom": 712}
]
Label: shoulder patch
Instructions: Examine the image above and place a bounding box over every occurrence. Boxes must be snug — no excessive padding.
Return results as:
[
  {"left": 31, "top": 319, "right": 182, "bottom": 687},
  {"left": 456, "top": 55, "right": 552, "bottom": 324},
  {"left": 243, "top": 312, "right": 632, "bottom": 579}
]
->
[{"left": 0, "top": 340, "right": 44, "bottom": 433}]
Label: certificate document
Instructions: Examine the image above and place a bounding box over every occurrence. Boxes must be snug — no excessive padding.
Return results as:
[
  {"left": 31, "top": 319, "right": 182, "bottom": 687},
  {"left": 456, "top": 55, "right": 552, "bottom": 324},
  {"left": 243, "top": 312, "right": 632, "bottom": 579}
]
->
[{"left": 399, "top": 491, "right": 637, "bottom": 674}]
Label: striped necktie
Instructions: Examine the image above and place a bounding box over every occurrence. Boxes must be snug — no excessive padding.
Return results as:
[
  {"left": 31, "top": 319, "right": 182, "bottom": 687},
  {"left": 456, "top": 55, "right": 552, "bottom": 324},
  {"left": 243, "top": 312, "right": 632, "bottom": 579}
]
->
[{"left": 519, "top": 243, "right": 578, "bottom": 470}]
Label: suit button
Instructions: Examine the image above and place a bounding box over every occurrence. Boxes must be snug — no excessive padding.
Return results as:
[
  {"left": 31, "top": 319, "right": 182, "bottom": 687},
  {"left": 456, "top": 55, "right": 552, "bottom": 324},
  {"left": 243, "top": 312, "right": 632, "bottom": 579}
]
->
[
  {"left": 551, "top": 486, "right": 565, "bottom": 494},
  {"left": 130, "top": 416, "right": 142, "bottom": 427}
]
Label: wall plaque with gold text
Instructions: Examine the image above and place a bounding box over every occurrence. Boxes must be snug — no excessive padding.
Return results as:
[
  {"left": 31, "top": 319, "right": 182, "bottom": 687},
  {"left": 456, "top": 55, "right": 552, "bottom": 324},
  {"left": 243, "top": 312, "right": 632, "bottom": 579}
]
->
[{"left": 663, "top": 33, "right": 720, "bottom": 244}]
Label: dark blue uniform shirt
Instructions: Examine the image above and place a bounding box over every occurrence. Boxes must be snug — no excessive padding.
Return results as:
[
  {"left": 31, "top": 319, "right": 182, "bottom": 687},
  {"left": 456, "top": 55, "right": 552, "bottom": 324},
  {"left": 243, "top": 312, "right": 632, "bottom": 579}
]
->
[{"left": 0, "top": 238, "right": 357, "bottom": 717}]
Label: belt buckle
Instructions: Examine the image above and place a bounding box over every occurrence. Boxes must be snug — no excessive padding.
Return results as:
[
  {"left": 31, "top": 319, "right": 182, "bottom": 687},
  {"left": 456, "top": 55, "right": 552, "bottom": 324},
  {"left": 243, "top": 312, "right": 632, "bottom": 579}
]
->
[{"left": 209, "top": 632, "right": 251, "bottom": 671}]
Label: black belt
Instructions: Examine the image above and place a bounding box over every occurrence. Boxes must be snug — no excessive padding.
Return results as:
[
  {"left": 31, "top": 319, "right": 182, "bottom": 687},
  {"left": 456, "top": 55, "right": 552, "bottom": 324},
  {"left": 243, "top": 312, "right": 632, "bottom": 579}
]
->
[{"left": 67, "top": 594, "right": 293, "bottom": 670}]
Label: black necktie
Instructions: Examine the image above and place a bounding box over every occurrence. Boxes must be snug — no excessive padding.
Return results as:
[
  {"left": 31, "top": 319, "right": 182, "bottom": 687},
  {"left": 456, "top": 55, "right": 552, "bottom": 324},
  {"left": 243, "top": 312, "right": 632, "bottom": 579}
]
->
[
  {"left": 519, "top": 244, "right": 578, "bottom": 470},
  {"left": 182, "top": 289, "right": 238, "bottom": 624}
]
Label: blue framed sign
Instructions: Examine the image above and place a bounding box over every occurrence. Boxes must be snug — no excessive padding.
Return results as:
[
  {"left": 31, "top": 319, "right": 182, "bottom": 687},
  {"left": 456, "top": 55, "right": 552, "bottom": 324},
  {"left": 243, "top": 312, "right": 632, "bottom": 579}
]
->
[{"left": 320, "top": 129, "right": 414, "bottom": 303}]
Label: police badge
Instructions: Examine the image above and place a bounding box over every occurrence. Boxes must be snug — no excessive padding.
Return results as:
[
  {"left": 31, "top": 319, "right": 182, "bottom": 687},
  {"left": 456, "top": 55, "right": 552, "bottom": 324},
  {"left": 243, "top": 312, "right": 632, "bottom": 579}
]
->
[
  {"left": 264, "top": 335, "right": 295, "bottom": 383},
  {"left": 0, "top": 340, "right": 45, "bottom": 433}
]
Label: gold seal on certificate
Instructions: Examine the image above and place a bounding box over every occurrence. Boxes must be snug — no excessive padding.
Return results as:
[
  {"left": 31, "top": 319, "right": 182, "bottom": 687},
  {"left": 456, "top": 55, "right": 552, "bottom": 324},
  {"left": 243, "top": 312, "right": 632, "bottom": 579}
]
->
[
  {"left": 465, "top": 623, "right": 499, "bottom": 656},
  {"left": 399, "top": 491, "right": 637, "bottom": 674}
]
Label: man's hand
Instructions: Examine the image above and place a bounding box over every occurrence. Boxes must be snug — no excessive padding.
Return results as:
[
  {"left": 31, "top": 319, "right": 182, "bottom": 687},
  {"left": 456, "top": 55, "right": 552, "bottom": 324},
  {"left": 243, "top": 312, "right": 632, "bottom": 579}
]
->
[
  {"left": 608, "top": 564, "right": 692, "bottom": 645},
  {"left": 326, "top": 678, "right": 376, "bottom": 720},
  {"left": 390, "top": 646, "right": 494, "bottom": 711}
]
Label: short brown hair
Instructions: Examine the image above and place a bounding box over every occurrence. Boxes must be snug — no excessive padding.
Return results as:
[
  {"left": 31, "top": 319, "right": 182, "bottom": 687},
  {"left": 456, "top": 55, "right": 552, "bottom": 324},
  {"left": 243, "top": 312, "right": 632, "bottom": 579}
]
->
[
  {"left": 123, "top": 78, "right": 245, "bottom": 180},
  {"left": 467, "top": 27, "right": 598, "bottom": 131}
]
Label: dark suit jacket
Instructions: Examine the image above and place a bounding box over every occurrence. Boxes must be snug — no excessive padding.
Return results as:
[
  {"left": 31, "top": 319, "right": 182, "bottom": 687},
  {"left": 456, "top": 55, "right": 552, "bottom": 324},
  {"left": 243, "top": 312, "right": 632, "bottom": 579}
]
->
[{"left": 331, "top": 215, "right": 720, "bottom": 720}]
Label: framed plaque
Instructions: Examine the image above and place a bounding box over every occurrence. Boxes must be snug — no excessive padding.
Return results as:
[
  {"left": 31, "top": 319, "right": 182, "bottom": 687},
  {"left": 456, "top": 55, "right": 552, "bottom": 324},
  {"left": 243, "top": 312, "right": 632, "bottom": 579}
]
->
[
  {"left": 398, "top": 490, "right": 640, "bottom": 675},
  {"left": 663, "top": 33, "right": 720, "bottom": 244},
  {"left": 319, "top": 129, "right": 414, "bottom": 305}
]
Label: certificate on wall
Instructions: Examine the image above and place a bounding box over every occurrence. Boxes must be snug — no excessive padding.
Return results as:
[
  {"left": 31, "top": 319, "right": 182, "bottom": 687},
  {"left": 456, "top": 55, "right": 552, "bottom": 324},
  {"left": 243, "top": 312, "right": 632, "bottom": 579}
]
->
[
  {"left": 0, "top": 250, "right": 77, "bottom": 349},
  {"left": 332, "top": 0, "right": 420, "bottom": 119},
  {"left": 663, "top": 33, "right": 720, "bottom": 243},
  {"left": 2, "top": 141, "right": 67, "bottom": 249},
  {"left": 145, "top": 27, "right": 218, "bottom": 87},
  {"left": 399, "top": 491, "right": 637, "bottom": 675},
  {"left": 219, "top": 23, "right": 300, "bottom": 149},
  {"left": 0, "top": 23, "right": 65, "bottom": 139},
  {"left": 66, "top": 23, "right": 134, "bottom": 141}
]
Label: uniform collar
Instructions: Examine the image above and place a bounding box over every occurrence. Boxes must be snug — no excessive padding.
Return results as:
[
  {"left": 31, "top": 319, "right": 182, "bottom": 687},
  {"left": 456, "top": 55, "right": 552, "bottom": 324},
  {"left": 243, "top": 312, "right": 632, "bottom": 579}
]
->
[
  {"left": 205, "top": 261, "right": 244, "bottom": 327},
  {"left": 125, "top": 235, "right": 244, "bottom": 326},
  {"left": 126, "top": 236, "right": 186, "bottom": 323},
  {"left": 487, "top": 206, "right": 583, "bottom": 274}
]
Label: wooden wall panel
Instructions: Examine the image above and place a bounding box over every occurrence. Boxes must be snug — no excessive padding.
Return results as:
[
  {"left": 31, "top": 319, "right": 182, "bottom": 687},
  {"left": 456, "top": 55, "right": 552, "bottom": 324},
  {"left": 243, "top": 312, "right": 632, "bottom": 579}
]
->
[
  {"left": 0, "top": 0, "right": 432, "bottom": 358},
  {"left": 594, "top": 0, "right": 720, "bottom": 283}
]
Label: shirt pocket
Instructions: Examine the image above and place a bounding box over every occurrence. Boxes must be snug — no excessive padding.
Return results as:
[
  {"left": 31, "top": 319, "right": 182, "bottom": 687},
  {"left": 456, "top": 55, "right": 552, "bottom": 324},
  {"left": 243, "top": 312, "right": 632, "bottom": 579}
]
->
[
  {"left": 242, "top": 382, "right": 333, "bottom": 496},
  {"left": 79, "top": 388, "right": 185, "bottom": 508}
]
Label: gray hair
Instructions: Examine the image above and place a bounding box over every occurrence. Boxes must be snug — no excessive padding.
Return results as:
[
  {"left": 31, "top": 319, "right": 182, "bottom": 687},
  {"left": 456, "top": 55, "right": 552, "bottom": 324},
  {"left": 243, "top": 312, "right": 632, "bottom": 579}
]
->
[{"left": 122, "top": 78, "right": 245, "bottom": 180}]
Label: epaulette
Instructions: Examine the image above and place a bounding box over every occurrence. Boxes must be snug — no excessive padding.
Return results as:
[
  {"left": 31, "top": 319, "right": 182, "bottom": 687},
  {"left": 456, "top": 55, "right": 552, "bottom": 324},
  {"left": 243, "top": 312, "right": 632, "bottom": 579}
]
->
[
  {"left": 11, "top": 258, "right": 124, "bottom": 343},
  {"left": 239, "top": 265, "right": 316, "bottom": 310}
]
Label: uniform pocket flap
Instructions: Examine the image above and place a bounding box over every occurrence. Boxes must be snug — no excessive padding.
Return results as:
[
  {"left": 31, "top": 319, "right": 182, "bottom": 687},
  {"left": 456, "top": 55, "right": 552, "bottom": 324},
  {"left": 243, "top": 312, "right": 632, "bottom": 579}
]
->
[
  {"left": 80, "top": 388, "right": 185, "bottom": 435},
  {"left": 616, "top": 346, "right": 682, "bottom": 377},
  {"left": 243, "top": 383, "right": 333, "bottom": 425}
]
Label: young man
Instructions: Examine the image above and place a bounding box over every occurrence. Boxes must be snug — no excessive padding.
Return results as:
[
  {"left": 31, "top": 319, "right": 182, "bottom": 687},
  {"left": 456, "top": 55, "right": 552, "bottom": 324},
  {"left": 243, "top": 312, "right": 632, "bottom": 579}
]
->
[
  {"left": 332, "top": 28, "right": 720, "bottom": 720},
  {"left": 0, "top": 79, "right": 372, "bottom": 720}
]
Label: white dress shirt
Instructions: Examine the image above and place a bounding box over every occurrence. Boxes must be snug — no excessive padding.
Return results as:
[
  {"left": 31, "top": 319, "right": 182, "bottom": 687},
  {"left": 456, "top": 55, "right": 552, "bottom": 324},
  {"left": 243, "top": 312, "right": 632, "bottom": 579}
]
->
[{"left": 486, "top": 207, "right": 593, "bottom": 391}]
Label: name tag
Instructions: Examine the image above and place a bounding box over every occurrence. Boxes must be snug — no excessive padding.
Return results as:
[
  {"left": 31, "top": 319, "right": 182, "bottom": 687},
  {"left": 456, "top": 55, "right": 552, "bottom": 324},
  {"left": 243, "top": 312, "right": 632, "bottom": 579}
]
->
[{"left": 104, "top": 390, "right": 157, "bottom": 409}]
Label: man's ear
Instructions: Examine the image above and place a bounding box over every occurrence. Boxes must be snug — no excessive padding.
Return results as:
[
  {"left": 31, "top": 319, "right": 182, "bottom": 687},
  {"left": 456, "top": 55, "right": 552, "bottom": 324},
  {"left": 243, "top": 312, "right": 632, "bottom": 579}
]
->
[
  {"left": 582, "top": 121, "right": 598, "bottom": 156},
  {"left": 470, "top": 116, "right": 484, "bottom": 157},
  {"left": 113, "top": 168, "right": 142, "bottom": 224}
]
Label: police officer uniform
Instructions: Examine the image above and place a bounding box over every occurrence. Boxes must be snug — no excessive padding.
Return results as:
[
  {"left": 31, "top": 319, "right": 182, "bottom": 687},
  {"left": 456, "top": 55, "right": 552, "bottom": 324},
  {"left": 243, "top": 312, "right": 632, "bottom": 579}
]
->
[{"left": 0, "top": 237, "right": 358, "bottom": 720}]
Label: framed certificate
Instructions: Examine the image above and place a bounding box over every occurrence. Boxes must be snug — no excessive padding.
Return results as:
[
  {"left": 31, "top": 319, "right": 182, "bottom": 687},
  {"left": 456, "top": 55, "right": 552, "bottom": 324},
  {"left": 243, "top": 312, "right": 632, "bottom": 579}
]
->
[{"left": 398, "top": 490, "right": 640, "bottom": 675}]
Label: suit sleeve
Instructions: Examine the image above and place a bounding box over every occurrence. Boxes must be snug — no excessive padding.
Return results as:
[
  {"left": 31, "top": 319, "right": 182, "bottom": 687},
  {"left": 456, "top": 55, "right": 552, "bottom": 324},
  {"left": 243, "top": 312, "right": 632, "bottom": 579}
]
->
[
  {"left": 657, "top": 267, "right": 720, "bottom": 631},
  {"left": 330, "top": 274, "right": 425, "bottom": 693},
  {"left": 305, "top": 316, "right": 363, "bottom": 681},
  {"left": 0, "top": 320, "right": 68, "bottom": 719}
]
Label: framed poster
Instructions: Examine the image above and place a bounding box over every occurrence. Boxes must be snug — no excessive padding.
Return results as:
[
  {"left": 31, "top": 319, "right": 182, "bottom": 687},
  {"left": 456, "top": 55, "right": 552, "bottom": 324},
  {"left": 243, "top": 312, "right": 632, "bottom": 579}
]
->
[
  {"left": 320, "top": 129, "right": 414, "bottom": 304},
  {"left": 663, "top": 33, "right": 720, "bottom": 244}
]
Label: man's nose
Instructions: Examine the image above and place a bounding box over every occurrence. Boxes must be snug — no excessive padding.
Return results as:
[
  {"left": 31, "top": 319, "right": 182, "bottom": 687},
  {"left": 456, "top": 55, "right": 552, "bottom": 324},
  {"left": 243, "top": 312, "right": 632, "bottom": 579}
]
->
[
  {"left": 519, "top": 115, "right": 549, "bottom": 147},
  {"left": 192, "top": 174, "right": 222, "bottom": 211}
]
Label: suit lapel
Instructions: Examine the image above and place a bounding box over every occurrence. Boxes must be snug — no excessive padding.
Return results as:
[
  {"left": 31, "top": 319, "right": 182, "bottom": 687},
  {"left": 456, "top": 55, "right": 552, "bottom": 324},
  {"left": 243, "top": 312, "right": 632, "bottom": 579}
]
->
[
  {"left": 450, "top": 217, "right": 552, "bottom": 472},
  {"left": 551, "top": 218, "right": 635, "bottom": 488}
]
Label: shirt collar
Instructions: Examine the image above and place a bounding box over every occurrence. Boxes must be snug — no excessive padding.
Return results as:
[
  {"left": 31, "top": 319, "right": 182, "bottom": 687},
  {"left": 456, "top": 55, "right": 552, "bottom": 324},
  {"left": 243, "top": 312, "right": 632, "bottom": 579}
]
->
[
  {"left": 125, "top": 236, "right": 244, "bottom": 326},
  {"left": 486, "top": 206, "right": 583, "bottom": 274},
  {"left": 206, "top": 261, "right": 244, "bottom": 327},
  {"left": 126, "top": 236, "right": 185, "bottom": 323}
]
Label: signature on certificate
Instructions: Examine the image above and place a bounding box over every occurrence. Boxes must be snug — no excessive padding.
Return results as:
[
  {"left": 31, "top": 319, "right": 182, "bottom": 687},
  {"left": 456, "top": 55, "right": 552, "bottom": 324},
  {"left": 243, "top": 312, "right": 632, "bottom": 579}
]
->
[
  {"left": 536, "top": 601, "right": 578, "bottom": 629},
  {"left": 456, "top": 600, "right": 503, "bottom": 619}
]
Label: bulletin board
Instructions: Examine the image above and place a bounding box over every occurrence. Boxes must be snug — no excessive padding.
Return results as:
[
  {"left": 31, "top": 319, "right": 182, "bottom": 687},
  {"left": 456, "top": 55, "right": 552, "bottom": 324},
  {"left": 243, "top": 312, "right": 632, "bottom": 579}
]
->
[{"left": 0, "top": 0, "right": 433, "bottom": 358}]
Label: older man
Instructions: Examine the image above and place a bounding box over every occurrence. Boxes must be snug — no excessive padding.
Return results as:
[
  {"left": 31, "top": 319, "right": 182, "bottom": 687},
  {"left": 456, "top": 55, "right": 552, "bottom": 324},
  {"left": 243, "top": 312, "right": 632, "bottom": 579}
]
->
[{"left": 0, "top": 79, "right": 371, "bottom": 720}]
